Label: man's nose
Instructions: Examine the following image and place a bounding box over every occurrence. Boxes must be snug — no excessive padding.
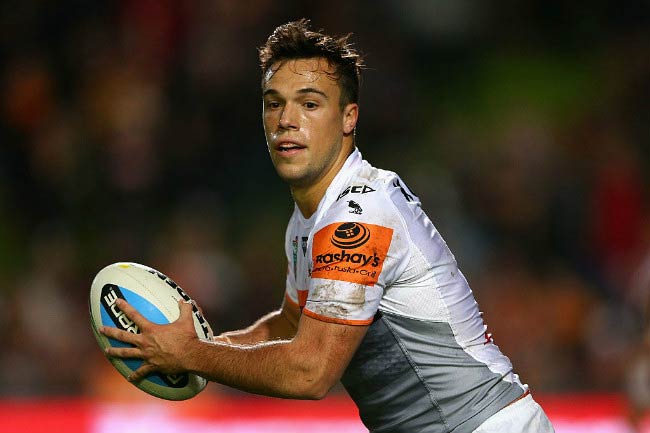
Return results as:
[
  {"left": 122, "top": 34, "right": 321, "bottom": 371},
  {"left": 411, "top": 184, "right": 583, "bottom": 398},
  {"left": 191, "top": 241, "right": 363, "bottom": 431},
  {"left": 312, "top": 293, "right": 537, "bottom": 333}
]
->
[{"left": 278, "top": 104, "right": 299, "bottom": 130}]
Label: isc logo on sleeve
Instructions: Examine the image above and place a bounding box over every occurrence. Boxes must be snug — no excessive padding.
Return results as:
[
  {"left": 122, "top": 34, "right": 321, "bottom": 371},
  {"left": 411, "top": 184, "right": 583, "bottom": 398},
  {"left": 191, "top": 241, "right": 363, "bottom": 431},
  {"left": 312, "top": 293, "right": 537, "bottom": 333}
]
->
[{"left": 311, "top": 222, "right": 393, "bottom": 286}]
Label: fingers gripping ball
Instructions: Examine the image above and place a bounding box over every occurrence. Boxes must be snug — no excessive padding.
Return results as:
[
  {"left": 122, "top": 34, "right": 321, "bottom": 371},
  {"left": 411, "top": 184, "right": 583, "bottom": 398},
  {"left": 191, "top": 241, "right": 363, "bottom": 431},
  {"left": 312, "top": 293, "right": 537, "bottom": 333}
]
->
[{"left": 89, "top": 262, "right": 214, "bottom": 400}]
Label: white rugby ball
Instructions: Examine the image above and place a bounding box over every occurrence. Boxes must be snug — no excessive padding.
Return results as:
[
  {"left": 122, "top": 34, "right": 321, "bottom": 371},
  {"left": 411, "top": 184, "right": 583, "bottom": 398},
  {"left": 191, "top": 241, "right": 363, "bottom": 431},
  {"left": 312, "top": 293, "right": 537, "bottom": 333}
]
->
[{"left": 89, "top": 262, "right": 213, "bottom": 400}]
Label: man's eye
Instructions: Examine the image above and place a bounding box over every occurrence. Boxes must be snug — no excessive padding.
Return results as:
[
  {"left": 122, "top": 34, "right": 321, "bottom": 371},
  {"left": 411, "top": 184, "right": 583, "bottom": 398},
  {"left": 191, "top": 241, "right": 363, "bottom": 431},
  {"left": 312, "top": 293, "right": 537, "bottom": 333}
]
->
[
  {"left": 266, "top": 101, "right": 281, "bottom": 109},
  {"left": 304, "top": 102, "right": 318, "bottom": 109}
]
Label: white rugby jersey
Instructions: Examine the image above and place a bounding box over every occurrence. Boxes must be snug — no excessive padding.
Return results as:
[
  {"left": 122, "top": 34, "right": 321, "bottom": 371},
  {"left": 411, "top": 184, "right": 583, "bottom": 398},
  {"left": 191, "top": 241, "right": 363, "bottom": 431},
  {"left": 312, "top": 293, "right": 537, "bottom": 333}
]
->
[{"left": 284, "top": 148, "right": 527, "bottom": 433}]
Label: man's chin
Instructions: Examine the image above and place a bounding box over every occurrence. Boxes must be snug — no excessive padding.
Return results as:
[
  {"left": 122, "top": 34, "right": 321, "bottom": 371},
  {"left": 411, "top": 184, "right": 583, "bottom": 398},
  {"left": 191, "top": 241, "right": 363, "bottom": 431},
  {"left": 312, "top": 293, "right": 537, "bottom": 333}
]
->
[{"left": 274, "top": 167, "right": 312, "bottom": 188}]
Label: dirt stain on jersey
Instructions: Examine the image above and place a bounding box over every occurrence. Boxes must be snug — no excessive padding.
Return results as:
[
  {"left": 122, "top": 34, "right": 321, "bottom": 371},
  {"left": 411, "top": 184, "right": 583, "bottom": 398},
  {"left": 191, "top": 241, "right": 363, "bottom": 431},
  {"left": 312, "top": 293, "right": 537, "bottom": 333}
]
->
[
  {"left": 310, "top": 303, "right": 350, "bottom": 318},
  {"left": 310, "top": 281, "right": 367, "bottom": 318}
]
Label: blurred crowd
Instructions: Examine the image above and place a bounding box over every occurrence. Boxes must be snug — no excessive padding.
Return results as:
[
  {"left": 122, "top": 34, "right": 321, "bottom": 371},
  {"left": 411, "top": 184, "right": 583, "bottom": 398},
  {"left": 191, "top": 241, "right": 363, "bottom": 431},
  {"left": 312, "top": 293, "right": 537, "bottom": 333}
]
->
[{"left": 0, "top": 0, "right": 648, "bottom": 405}]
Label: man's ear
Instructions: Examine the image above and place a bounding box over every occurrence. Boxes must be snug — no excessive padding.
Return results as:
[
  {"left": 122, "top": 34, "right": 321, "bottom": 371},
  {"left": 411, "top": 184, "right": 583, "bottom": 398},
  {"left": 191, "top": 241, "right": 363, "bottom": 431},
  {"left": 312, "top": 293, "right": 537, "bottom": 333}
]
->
[{"left": 342, "top": 103, "right": 359, "bottom": 135}]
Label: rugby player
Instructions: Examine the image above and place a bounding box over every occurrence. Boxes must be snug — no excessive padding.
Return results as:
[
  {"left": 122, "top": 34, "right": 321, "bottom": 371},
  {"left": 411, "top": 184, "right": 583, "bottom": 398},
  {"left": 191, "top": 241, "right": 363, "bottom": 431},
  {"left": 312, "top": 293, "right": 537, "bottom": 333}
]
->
[{"left": 101, "top": 19, "right": 555, "bottom": 433}]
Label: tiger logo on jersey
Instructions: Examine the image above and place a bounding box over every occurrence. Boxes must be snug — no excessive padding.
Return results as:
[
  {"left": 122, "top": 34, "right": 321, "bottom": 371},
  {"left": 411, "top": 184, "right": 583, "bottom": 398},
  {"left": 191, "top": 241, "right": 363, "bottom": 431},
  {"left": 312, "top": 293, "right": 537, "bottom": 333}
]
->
[{"left": 311, "top": 222, "right": 393, "bottom": 286}]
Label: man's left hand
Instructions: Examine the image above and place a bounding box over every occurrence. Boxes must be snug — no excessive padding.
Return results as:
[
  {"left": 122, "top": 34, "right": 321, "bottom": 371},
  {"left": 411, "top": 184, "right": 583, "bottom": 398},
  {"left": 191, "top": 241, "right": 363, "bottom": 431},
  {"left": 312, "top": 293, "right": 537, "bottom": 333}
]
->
[{"left": 99, "top": 298, "right": 198, "bottom": 382}]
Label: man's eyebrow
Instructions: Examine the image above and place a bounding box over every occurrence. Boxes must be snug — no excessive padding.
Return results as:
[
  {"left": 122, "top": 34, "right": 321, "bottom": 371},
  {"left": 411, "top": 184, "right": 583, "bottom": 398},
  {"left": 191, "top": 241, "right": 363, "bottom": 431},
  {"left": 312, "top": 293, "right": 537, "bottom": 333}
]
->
[
  {"left": 297, "top": 87, "right": 328, "bottom": 99},
  {"left": 262, "top": 88, "right": 328, "bottom": 99}
]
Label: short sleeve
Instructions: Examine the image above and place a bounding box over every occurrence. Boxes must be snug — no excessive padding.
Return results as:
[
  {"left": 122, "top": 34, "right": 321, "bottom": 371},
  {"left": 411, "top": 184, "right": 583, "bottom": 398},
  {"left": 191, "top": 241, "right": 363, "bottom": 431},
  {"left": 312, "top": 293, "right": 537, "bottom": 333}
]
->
[{"left": 303, "top": 187, "right": 409, "bottom": 325}]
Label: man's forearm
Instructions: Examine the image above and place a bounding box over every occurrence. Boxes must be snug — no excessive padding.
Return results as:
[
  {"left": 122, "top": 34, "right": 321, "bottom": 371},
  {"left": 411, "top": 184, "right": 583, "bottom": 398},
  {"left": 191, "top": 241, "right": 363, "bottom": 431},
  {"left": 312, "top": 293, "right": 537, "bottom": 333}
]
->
[
  {"left": 187, "top": 332, "right": 329, "bottom": 399},
  {"left": 101, "top": 300, "right": 366, "bottom": 401}
]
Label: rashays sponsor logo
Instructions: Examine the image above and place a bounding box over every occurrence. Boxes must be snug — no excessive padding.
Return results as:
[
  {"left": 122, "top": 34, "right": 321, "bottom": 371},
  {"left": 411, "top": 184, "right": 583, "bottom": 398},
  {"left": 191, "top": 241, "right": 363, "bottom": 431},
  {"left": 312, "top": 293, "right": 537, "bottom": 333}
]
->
[
  {"left": 100, "top": 284, "right": 189, "bottom": 388},
  {"left": 315, "top": 223, "right": 379, "bottom": 269},
  {"left": 311, "top": 263, "right": 378, "bottom": 280},
  {"left": 311, "top": 222, "right": 393, "bottom": 286},
  {"left": 330, "top": 222, "right": 370, "bottom": 249},
  {"left": 315, "top": 249, "right": 380, "bottom": 267}
]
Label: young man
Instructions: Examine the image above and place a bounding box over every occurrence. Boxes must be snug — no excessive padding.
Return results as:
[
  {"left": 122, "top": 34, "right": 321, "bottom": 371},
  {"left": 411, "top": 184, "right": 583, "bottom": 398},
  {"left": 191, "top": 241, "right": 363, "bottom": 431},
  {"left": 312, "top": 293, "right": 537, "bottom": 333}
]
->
[{"left": 101, "top": 20, "right": 555, "bottom": 433}]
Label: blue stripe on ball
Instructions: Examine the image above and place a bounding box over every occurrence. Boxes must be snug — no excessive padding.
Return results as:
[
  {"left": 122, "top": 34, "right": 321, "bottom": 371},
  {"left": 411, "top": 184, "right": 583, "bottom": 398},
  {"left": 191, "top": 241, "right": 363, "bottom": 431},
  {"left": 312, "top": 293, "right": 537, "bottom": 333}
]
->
[{"left": 100, "top": 286, "right": 173, "bottom": 387}]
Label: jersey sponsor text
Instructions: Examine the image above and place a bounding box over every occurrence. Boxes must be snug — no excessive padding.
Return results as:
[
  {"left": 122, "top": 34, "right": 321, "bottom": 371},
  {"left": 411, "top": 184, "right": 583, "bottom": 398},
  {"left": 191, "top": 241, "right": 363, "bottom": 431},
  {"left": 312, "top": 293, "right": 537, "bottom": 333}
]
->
[{"left": 312, "top": 222, "right": 392, "bottom": 286}]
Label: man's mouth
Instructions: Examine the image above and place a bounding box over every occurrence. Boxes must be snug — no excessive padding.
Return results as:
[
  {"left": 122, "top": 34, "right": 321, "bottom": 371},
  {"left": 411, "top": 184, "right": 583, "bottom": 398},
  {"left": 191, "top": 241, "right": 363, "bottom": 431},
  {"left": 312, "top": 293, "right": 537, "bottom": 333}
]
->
[{"left": 276, "top": 141, "right": 306, "bottom": 152}]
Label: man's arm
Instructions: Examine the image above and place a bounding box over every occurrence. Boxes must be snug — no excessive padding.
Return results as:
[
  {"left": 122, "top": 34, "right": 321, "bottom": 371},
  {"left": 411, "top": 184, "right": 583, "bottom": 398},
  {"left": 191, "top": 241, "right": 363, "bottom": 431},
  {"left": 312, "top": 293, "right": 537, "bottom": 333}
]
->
[
  {"left": 100, "top": 299, "right": 367, "bottom": 400},
  {"left": 215, "top": 298, "right": 300, "bottom": 345}
]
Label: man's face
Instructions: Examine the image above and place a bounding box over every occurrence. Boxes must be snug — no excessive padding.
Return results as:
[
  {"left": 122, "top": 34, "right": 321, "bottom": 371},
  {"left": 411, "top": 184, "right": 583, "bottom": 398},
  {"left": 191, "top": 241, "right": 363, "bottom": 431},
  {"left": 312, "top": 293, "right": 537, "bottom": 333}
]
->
[{"left": 262, "top": 58, "right": 357, "bottom": 189}]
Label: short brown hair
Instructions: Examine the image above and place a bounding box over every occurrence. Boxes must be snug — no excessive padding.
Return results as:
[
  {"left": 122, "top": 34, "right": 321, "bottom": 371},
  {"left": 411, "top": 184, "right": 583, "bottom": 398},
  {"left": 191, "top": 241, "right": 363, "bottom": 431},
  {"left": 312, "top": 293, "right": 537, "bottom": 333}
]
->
[{"left": 259, "top": 19, "right": 364, "bottom": 109}]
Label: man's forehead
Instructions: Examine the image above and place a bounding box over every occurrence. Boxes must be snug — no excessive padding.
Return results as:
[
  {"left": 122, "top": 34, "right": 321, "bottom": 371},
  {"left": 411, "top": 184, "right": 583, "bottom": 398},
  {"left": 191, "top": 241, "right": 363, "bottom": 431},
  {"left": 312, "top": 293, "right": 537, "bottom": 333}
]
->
[{"left": 263, "top": 58, "right": 338, "bottom": 91}]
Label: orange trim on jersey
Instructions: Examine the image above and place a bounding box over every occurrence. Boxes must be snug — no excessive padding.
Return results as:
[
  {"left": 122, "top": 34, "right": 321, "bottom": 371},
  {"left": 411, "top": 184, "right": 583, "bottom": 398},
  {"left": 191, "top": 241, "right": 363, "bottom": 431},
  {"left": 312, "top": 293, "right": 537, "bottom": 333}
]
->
[
  {"left": 297, "top": 290, "right": 308, "bottom": 308},
  {"left": 284, "top": 290, "right": 308, "bottom": 308},
  {"left": 311, "top": 222, "right": 393, "bottom": 286},
  {"left": 284, "top": 291, "right": 299, "bottom": 308},
  {"left": 302, "top": 308, "right": 373, "bottom": 326}
]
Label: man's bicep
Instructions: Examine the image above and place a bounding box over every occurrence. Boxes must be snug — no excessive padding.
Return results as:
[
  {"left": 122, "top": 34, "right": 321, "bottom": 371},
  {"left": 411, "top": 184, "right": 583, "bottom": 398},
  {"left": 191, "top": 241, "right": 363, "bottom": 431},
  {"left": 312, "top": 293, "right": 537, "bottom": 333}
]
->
[
  {"left": 292, "top": 313, "right": 369, "bottom": 390},
  {"left": 217, "top": 293, "right": 300, "bottom": 344}
]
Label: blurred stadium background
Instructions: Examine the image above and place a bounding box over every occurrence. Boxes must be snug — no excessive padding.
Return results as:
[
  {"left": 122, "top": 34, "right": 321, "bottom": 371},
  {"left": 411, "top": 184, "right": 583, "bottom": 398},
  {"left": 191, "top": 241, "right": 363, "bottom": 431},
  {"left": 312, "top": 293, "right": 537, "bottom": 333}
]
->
[{"left": 0, "top": 1, "right": 648, "bottom": 432}]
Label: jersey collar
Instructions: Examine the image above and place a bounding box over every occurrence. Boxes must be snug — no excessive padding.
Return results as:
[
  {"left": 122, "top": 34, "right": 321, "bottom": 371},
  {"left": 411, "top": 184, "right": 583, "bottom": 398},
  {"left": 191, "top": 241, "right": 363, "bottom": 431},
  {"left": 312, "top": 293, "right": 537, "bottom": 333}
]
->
[{"left": 293, "top": 147, "right": 363, "bottom": 226}]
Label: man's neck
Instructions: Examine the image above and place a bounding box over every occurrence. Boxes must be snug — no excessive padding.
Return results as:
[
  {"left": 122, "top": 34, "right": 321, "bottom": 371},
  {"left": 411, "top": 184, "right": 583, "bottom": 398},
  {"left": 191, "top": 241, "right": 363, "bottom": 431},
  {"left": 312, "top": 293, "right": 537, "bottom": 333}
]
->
[
  {"left": 291, "top": 186, "right": 326, "bottom": 219},
  {"left": 291, "top": 147, "right": 354, "bottom": 219}
]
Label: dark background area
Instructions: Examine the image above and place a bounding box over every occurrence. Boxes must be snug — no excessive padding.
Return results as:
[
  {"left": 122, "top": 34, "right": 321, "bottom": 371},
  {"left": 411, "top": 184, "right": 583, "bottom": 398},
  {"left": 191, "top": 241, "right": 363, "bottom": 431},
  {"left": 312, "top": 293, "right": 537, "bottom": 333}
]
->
[{"left": 0, "top": 0, "right": 648, "bottom": 399}]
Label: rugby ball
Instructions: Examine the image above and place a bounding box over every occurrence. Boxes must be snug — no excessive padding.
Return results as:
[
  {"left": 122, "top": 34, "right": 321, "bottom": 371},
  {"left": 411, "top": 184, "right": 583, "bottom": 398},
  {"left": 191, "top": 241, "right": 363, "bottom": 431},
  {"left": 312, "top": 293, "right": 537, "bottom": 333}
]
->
[{"left": 89, "top": 262, "right": 214, "bottom": 400}]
